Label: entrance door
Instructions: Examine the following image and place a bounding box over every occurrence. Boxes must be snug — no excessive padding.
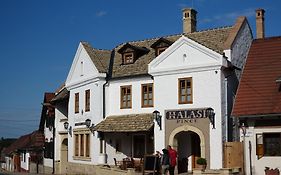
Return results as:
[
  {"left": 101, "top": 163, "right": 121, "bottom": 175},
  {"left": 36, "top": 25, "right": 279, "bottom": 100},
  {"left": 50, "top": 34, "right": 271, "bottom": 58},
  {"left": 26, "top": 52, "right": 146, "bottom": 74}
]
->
[
  {"left": 60, "top": 138, "right": 68, "bottom": 174},
  {"left": 176, "top": 131, "right": 201, "bottom": 173},
  {"left": 191, "top": 132, "right": 201, "bottom": 169}
]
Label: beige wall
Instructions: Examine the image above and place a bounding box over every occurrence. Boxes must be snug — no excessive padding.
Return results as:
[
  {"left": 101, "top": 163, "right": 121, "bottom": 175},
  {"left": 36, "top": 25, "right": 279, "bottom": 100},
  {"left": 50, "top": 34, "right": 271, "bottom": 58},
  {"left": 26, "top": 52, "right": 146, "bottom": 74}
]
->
[{"left": 165, "top": 117, "right": 210, "bottom": 168}]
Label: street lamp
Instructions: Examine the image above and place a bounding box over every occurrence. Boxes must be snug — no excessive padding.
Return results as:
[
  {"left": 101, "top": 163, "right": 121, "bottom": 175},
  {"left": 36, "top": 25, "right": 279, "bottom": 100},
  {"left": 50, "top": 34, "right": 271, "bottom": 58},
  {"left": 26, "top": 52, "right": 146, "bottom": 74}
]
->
[
  {"left": 63, "top": 121, "right": 69, "bottom": 130},
  {"left": 153, "top": 110, "right": 162, "bottom": 130},
  {"left": 63, "top": 121, "right": 72, "bottom": 137},
  {"left": 206, "top": 108, "right": 215, "bottom": 129},
  {"left": 241, "top": 123, "right": 246, "bottom": 137},
  {"left": 85, "top": 119, "right": 95, "bottom": 135}
]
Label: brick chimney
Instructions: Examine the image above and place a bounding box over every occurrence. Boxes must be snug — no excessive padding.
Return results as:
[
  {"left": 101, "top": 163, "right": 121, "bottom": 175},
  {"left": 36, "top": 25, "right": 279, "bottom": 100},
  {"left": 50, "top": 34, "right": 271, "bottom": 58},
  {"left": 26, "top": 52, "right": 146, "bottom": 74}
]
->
[
  {"left": 256, "top": 9, "right": 265, "bottom": 39},
  {"left": 182, "top": 8, "right": 197, "bottom": 34}
]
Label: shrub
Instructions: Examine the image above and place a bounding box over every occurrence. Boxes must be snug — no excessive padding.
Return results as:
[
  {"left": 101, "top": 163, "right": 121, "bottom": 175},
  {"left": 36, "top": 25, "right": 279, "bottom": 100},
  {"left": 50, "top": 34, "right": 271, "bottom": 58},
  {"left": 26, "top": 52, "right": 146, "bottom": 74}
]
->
[{"left": 196, "top": 157, "right": 207, "bottom": 165}]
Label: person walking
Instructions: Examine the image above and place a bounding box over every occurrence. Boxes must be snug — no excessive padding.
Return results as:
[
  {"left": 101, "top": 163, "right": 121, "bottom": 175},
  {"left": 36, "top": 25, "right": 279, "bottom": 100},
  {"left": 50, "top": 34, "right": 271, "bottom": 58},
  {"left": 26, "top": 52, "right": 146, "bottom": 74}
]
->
[
  {"left": 167, "top": 145, "right": 177, "bottom": 175},
  {"left": 161, "top": 149, "right": 170, "bottom": 175}
]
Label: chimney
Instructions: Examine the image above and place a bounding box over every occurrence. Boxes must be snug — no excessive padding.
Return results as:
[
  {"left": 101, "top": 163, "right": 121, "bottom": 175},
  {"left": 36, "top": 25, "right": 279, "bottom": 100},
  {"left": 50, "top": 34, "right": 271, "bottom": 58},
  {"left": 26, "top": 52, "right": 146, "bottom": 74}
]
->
[
  {"left": 256, "top": 9, "right": 265, "bottom": 39},
  {"left": 182, "top": 8, "right": 197, "bottom": 34}
]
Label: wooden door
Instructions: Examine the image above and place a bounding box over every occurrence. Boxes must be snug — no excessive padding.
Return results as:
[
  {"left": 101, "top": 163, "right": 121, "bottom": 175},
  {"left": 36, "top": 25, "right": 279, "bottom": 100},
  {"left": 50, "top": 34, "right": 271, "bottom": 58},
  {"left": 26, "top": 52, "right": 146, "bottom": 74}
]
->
[
  {"left": 191, "top": 133, "right": 201, "bottom": 169},
  {"left": 223, "top": 142, "right": 243, "bottom": 171}
]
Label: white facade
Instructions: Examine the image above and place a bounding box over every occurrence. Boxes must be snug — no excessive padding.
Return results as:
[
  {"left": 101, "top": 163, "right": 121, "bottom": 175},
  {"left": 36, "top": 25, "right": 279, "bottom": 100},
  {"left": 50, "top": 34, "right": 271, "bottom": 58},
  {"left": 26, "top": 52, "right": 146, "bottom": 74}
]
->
[
  {"left": 20, "top": 152, "right": 30, "bottom": 171},
  {"left": 60, "top": 11, "right": 253, "bottom": 173},
  {"left": 54, "top": 97, "right": 68, "bottom": 174},
  {"left": 149, "top": 36, "right": 226, "bottom": 169},
  {"left": 65, "top": 42, "right": 107, "bottom": 165},
  {"left": 241, "top": 126, "right": 281, "bottom": 175}
]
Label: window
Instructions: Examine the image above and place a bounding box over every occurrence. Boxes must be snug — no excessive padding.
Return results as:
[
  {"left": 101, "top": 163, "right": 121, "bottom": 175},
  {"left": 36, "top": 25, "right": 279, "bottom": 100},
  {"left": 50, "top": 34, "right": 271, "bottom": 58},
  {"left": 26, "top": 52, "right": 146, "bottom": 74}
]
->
[
  {"left": 120, "top": 85, "right": 132, "bottom": 109},
  {"left": 156, "top": 47, "right": 168, "bottom": 56},
  {"left": 264, "top": 133, "right": 281, "bottom": 156},
  {"left": 74, "top": 132, "right": 91, "bottom": 159},
  {"left": 178, "top": 77, "right": 193, "bottom": 104},
  {"left": 75, "top": 134, "right": 79, "bottom": 156},
  {"left": 85, "top": 134, "right": 90, "bottom": 157},
  {"left": 123, "top": 52, "right": 134, "bottom": 64},
  {"left": 85, "top": 89, "right": 90, "bottom": 112},
  {"left": 142, "top": 83, "right": 153, "bottom": 107},
  {"left": 116, "top": 139, "right": 122, "bottom": 153},
  {"left": 75, "top": 93, "right": 79, "bottom": 113},
  {"left": 133, "top": 135, "right": 146, "bottom": 158}
]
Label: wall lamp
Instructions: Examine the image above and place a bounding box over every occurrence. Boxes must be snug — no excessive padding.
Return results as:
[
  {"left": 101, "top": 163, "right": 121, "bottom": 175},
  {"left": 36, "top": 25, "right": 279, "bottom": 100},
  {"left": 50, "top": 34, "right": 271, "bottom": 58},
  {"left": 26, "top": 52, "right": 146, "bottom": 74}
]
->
[
  {"left": 206, "top": 108, "right": 215, "bottom": 129},
  {"left": 63, "top": 121, "right": 72, "bottom": 137},
  {"left": 85, "top": 119, "right": 95, "bottom": 135},
  {"left": 240, "top": 123, "right": 247, "bottom": 137},
  {"left": 153, "top": 110, "right": 162, "bottom": 130}
]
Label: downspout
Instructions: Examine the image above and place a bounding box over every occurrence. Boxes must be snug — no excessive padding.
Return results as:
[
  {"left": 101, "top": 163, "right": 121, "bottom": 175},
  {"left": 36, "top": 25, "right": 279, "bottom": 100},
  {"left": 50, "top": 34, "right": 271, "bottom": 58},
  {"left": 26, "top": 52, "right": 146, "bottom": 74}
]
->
[
  {"left": 100, "top": 49, "right": 114, "bottom": 163},
  {"left": 224, "top": 76, "right": 228, "bottom": 142}
]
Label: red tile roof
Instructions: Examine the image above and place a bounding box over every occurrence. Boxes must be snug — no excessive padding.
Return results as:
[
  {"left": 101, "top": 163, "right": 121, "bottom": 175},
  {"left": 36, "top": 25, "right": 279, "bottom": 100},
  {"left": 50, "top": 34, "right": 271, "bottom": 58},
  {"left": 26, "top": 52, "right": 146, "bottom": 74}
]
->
[
  {"left": 3, "top": 130, "right": 44, "bottom": 155},
  {"left": 232, "top": 36, "right": 281, "bottom": 117}
]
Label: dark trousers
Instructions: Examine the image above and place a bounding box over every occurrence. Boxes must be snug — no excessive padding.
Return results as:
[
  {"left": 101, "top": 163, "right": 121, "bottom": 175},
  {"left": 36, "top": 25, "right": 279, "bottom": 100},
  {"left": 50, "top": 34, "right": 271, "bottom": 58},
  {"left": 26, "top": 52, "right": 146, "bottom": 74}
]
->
[{"left": 169, "top": 166, "right": 175, "bottom": 175}]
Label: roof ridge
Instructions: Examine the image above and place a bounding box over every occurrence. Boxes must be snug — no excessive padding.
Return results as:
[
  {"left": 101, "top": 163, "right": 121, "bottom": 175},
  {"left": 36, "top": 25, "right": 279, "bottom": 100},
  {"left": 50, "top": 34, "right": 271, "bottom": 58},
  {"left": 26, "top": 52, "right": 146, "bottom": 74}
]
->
[
  {"left": 81, "top": 41, "right": 111, "bottom": 52},
  {"left": 114, "top": 26, "right": 233, "bottom": 49},
  {"left": 190, "top": 26, "right": 232, "bottom": 34},
  {"left": 81, "top": 41, "right": 110, "bottom": 73}
]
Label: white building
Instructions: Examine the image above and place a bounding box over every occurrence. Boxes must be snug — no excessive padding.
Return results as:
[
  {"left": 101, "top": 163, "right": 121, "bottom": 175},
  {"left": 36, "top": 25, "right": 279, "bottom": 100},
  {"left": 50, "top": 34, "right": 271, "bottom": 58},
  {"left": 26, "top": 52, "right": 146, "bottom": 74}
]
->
[
  {"left": 51, "top": 85, "right": 69, "bottom": 174},
  {"left": 62, "top": 8, "right": 253, "bottom": 174}
]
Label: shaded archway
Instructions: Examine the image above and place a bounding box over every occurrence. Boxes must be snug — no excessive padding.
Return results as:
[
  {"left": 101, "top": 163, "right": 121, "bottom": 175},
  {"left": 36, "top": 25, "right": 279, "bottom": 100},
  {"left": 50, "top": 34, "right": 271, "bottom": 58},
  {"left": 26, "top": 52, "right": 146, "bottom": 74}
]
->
[{"left": 168, "top": 125, "right": 206, "bottom": 172}]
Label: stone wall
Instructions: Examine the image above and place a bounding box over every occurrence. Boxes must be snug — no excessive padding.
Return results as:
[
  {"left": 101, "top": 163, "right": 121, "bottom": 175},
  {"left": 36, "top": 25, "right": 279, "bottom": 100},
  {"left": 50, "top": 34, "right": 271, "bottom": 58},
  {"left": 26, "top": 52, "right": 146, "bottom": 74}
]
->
[{"left": 29, "top": 162, "right": 53, "bottom": 174}]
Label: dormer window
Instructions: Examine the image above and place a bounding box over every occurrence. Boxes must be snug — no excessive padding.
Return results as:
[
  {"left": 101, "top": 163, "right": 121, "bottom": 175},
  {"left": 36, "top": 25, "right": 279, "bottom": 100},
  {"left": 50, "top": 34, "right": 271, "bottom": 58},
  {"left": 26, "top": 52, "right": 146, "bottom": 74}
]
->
[
  {"left": 118, "top": 43, "right": 149, "bottom": 65},
  {"left": 123, "top": 52, "right": 134, "bottom": 64},
  {"left": 151, "top": 37, "right": 173, "bottom": 57},
  {"left": 156, "top": 47, "right": 168, "bottom": 56}
]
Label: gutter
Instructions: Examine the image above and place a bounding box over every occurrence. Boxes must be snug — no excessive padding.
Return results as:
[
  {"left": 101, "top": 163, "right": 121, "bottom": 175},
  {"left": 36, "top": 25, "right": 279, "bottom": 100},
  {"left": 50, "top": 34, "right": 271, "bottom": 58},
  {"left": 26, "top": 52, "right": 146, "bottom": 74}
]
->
[{"left": 234, "top": 113, "right": 281, "bottom": 119}]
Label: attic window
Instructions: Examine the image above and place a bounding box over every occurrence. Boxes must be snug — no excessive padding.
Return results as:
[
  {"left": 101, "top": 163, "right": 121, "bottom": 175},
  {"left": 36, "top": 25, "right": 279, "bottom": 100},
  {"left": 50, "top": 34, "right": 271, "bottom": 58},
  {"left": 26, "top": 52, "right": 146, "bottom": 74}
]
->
[
  {"left": 123, "top": 52, "right": 134, "bottom": 64},
  {"left": 156, "top": 47, "right": 168, "bottom": 56}
]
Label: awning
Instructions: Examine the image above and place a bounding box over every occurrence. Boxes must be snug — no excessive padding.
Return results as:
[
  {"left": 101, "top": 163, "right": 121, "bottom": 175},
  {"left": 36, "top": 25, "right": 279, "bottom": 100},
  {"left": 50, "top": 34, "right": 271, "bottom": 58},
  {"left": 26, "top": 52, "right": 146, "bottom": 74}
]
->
[{"left": 94, "top": 113, "right": 154, "bottom": 132}]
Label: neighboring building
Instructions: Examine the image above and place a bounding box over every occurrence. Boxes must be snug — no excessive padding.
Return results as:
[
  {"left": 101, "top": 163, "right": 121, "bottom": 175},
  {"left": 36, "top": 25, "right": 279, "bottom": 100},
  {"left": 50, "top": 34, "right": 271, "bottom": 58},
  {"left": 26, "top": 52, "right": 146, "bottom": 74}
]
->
[
  {"left": 63, "top": 7, "right": 253, "bottom": 174},
  {"left": 51, "top": 85, "right": 69, "bottom": 174},
  {"left": 232, "top": 10, "right": 281, "bottom": 175},
  {"left": 39, "top": 92, "right": 55, "bottom": 173},
  {"left": 232, "top": 36, "right": 281, "bottom": 174},
  {"left": 1, "top": 131, "right": 44, "bottom": 173}
]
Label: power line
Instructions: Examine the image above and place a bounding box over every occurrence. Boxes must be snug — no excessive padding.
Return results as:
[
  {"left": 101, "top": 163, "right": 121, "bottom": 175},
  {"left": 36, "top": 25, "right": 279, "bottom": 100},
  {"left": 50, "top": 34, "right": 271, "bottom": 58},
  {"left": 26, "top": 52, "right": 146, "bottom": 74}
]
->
[{"left": 0, "top": 119, "right": 39, "bottom": 122}]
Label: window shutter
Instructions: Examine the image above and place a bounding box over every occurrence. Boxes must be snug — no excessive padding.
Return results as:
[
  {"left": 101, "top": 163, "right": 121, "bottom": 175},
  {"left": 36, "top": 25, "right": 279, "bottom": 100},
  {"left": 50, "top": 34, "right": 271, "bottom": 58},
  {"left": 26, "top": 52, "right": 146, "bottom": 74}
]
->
[{"left": 256, "top": 133, "right": 264, "bottom": 159}]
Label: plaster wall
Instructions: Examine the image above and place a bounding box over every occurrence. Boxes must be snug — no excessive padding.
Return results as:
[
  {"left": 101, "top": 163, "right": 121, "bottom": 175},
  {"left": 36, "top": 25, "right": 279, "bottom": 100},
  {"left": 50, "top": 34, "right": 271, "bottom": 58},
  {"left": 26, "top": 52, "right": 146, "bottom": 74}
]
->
[
  {"left": 67, "top": 79, "right": 105, "bottom": 164},
  {"left": 241, "top": 126, "right": 281, "bottom": 175},
  {"left": 106, "top": 77, "right": 154, "bottom": 116},
  {"left": 20, "top": 152, "right": 30, "bottom": 171}
]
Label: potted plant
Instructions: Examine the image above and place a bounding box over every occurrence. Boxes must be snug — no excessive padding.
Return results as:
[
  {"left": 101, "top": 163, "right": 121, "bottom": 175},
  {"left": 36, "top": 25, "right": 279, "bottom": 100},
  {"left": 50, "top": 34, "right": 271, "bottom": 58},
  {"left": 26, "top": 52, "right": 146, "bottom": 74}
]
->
[{"left": 196, "top": 157, "right": 207, "bottom": 171}]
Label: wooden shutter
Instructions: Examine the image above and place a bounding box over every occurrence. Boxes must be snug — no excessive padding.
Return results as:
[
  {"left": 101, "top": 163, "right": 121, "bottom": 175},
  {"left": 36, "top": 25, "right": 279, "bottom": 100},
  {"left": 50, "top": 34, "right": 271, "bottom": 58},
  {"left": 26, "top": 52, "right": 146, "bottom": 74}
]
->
[
  {"left": 256, "top": 133, "right": 264, "bottom": 159},
  {"left": 75, "top": 134, "right": 79, "bottom": 156},
  {"left": 75, "top": 93, "right": 79, "bottom": 113},
  {"left": 86, "top": 134, "right": 90, "bottom": 157},
  {"left": 85, "top": 89, "right": 90, "bottom": 112}
]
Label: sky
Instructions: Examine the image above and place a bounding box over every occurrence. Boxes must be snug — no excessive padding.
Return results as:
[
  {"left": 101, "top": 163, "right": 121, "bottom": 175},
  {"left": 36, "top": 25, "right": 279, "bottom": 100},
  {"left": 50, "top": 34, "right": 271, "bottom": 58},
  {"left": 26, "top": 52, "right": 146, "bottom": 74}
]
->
[{"left": 0, "top": 0, "right": 280, "bottom": 139}]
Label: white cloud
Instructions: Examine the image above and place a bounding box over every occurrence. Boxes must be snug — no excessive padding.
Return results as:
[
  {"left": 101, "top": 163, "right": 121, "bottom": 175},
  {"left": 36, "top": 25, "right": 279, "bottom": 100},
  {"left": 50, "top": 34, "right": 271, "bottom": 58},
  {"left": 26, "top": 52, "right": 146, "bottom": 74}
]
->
[
  {"left": 96, "top": 11, "right": 107, "bottom": 17},
  {"left": 200, "top": 8, "right": 255, "bottom": 25}
]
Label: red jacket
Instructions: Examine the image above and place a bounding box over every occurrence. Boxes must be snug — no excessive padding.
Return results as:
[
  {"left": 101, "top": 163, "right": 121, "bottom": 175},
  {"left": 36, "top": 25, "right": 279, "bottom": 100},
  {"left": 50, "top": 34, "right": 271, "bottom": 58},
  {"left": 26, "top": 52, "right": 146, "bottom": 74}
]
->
[{"left": 168, "top": 148, "right": 177, "bottom": 166}]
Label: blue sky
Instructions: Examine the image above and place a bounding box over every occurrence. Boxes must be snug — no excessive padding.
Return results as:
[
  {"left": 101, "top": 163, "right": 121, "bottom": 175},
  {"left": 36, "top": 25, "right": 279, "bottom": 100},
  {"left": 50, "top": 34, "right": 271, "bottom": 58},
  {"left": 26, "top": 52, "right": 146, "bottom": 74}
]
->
[{"left": 0, "top": 0, "right": 280, "bottom": 138}]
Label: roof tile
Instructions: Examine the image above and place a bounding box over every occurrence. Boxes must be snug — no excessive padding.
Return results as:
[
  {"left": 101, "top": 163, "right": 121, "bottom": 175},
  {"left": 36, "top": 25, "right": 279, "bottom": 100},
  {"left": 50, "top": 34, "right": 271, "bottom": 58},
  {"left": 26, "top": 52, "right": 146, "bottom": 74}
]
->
[{"left": 232, "top": 36, "right": 281, "bottom": 117}]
